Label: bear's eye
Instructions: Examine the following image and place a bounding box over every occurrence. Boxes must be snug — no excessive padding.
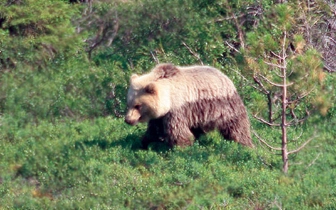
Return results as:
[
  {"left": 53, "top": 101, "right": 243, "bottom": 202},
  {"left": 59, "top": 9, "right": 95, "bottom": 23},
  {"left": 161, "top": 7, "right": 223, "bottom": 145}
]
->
[{"left": 134, "top": 105, "right": 141, "bottom": 110}]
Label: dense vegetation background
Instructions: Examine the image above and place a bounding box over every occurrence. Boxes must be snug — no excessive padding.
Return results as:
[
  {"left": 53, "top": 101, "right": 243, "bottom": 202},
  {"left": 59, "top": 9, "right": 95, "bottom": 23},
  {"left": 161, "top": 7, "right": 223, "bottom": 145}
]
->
[{"left": 0, "top": 0, "right": 335, "bottom": 209}]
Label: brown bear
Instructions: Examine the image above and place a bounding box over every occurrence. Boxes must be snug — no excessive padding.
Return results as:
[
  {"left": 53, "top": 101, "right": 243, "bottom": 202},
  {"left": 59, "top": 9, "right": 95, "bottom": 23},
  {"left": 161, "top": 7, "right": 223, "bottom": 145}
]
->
[{"left": 125, "top": 63, "right": 254, "bottom": 148}]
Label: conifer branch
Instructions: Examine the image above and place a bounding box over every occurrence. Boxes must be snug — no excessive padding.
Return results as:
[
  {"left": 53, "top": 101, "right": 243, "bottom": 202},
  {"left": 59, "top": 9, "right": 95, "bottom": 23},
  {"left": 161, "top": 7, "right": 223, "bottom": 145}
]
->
[
  {"left": 288, "top": 134, "right": 316, "bottom": 155},
  {"left": 287, "top": 88, "right": 315, "bottom": 105},
  {"left": 287, "top": 108, "right": 311, "bottom": 126},
  {"left": 229, "top": 68, "right": 265, "bottom": 93},
  {"left": 150, "top": 51, "right": 159, "bottom": 64},
  {"left": 287, "top": 68, "right": 294, "bottom": 77},
  {"left": 253, "top": 75, "right": 269, "bottom": 94},
  {"left": 252, "top": 130, "right": 282, "bottom": 151},
  {"left": 324, "top": 64, "right": 335, "bottom": 73},
  {"left": 214, "top": 10, "right": 261, "bottom": 22},
  {"left": 225, "top": 41, "right": 240, "bottom": 53},
  {"left": 307, "top": 152, "right": 322, "bottom": 168},
  {"left": 182, "top": 41, "right": 204, "bottom": 65},
  {"left": 291, "top": 128, "right": 303, "bottom": 141},
  {"left": 264, "top": 61, "right": 286, "bottom": 69},
  {"left": 259, "top": 74, "right": 293, "bottom": 87},
  {"left": 253, "top": 114, "right": 281, "bottom": 126},
  {"left": 225, "top": 2, "right": 245, "bottom": 49},
  {"left": 274, "top": 70, "right": 285, "bottom": 78},
  {"left": 287, "top": 116, "right": 309, "bottom": 126},
  {"left": 270, "top": 51, "right": 283, "bottom": 60}
]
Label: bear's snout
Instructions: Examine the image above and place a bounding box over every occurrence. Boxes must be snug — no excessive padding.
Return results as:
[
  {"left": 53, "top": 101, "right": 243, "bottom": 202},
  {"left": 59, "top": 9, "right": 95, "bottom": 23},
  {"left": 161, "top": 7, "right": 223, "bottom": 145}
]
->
[{"left": 125, "top": 117, "right": 137, "bottom": 126}]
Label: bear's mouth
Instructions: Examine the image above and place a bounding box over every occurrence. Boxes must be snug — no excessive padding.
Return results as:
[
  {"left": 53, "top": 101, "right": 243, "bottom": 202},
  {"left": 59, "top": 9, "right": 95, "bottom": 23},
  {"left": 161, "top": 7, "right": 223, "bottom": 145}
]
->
[
  {"left": 125, "top": 116, "right": 146, "bottom": 125},
  {"left": 138, "top": 116, "right": 145, "bottom": 123},
  {"left": 125, "top": 117, "right": 139, "bottom": 125}
]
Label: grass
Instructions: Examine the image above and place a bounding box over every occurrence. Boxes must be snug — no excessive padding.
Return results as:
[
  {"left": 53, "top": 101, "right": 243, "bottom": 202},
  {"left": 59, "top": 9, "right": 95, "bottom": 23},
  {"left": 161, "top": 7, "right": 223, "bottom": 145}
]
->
[{"left": 0, "top": 116, "right": 335, "bottom": 209}]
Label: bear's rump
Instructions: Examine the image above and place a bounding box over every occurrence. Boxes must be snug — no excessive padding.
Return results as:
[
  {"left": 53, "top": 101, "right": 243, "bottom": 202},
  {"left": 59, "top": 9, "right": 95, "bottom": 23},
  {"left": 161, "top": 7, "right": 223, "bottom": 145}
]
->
[{"left": 170, "top": 92, "right": 249, "bottom": 144}]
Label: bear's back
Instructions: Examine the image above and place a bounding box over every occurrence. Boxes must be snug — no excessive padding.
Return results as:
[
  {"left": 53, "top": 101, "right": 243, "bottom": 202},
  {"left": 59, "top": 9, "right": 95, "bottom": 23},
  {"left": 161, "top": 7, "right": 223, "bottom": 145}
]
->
[{"left": 159, "top": 65, "right": 237, "bottom": 108}]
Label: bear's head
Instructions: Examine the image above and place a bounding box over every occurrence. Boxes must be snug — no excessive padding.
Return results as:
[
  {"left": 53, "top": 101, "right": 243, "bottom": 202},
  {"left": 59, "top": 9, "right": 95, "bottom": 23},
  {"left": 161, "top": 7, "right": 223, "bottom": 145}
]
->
[{"left": 125, "top": 63, "right": 178, "bottom": 125}]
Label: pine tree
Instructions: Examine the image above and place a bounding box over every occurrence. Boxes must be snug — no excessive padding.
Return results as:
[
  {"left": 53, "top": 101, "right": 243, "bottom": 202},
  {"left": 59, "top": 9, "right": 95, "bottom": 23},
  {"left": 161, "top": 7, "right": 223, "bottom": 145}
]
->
[{"left": 242, "top": 3, "right": 330, "bottom": 173}]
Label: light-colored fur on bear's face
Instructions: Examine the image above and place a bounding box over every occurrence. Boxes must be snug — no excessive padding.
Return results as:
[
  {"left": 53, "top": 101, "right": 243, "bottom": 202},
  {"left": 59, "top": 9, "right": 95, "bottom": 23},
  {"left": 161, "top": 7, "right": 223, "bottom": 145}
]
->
[{"left": 125, "top": 73, "right": 171, "bottom": 125}]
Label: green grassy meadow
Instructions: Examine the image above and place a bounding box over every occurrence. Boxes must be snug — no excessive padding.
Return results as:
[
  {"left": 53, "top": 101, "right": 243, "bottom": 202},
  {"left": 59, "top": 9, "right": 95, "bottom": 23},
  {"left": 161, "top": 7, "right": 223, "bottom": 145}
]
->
[
  {"left": 1, "top": 116, "right": 335, "bottom": 209},
  {"left": 1, "top": 0, "right": 336, "bottom": 209}
]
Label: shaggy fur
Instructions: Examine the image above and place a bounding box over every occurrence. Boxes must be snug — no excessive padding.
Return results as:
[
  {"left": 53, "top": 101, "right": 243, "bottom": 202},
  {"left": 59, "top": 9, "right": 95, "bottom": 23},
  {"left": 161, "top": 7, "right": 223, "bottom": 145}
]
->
[{"left": 125, "top": 63, "right": 253, "bottom": 148}]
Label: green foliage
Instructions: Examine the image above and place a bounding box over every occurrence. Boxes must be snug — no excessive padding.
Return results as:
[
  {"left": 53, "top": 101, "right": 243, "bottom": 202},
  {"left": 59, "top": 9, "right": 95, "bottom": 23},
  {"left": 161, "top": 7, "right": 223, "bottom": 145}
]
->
[
  {"left": 0, "top": 0, "right": 83, "bottom": 69},
  {"left": 0, "top": 0, "right": 104, "bottom": 124},
  {"left": 243, "top": 2, "right": 331, "bottom": 118},
  {"left": 80, "top": 0, "right": 225, "bottom": 67},
  {"left": 1, "top": 117, "right": 335, "bottom": 209},
  {"left": 238, "top": 2, "right": 335, "bottom": 173},
  {"left": 0, "top": 0, "right": 335, "bottom": 208},
  {"left": 1, "top": 57, "right": 128, "bottom": 125}
]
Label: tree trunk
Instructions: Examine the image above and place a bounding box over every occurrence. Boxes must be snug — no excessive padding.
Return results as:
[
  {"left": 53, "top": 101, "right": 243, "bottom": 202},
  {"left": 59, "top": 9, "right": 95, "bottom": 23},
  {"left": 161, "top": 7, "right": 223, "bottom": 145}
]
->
[
  {"left": 267, "top": 92, "right": 273, "bottom": 123},
  {"left": 281, "top": 84, "right": 288, "bottom": 173},
  {"left": 281, "top": 32, "right": 288, "bottom": 173}
]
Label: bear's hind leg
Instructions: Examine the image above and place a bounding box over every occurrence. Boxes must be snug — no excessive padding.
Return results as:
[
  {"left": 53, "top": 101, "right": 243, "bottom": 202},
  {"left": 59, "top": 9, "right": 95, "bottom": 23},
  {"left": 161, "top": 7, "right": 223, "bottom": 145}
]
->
[
  {"left": 218, "top": 119, "right": 253, "bottom": 147},
  {"left": 219, "top": 127, "right": 234, "bottom": 142}
]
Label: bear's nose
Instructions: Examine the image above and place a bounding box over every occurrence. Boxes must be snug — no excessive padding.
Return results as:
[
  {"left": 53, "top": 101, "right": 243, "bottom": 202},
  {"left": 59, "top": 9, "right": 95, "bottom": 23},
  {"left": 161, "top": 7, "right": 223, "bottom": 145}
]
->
[
  {"left": 124, "top": 118, "right": 131, "bottom": 124},
  {"left": 125, "top": 118, "right": 135, "bottom": 125}
]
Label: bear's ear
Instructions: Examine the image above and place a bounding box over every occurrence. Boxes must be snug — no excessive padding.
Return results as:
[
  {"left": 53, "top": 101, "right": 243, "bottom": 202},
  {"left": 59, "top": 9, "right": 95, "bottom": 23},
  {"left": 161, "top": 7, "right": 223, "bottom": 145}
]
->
[
  {"left": 144, "top": 83, "right": 156, "bottom": 94},
  {"left": 130, "top": 74, "right": 139, "bottom": 82},
  {"left": 154, "top": 63, "right": 179, "bottom": 79}
]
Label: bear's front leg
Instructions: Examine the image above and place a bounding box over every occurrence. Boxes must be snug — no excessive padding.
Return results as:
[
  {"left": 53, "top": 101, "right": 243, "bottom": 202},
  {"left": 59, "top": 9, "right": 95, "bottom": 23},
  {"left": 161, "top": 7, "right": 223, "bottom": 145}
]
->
[
  {"left": 141, "top": 118, "right": 165, "bottom": 149},
  {"left": 164, "top": 114, "right": 194, "bottom": 147}
]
